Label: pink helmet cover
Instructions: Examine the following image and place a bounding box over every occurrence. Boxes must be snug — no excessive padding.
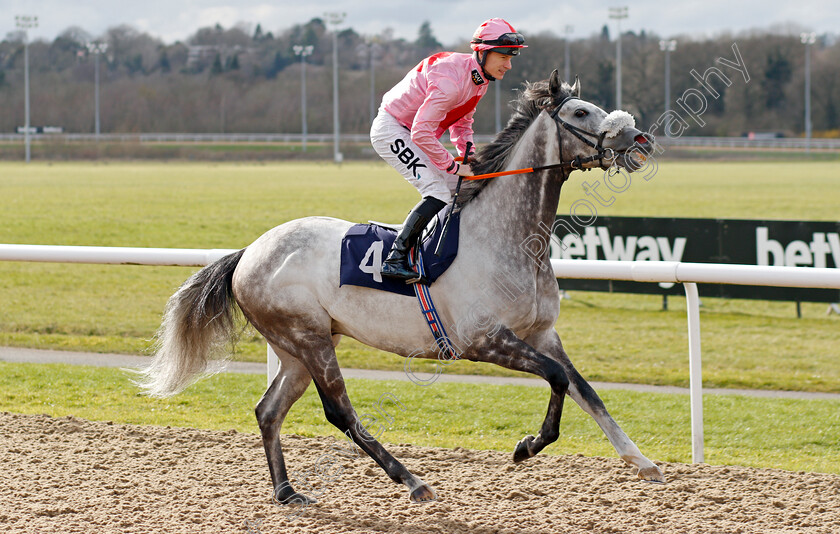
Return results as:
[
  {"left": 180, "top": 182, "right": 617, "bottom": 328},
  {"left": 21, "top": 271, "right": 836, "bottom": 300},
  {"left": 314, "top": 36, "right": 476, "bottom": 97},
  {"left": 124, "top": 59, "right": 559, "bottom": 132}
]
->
[{"left": 470, "top": 18, "right": 527, "bottom": 54}]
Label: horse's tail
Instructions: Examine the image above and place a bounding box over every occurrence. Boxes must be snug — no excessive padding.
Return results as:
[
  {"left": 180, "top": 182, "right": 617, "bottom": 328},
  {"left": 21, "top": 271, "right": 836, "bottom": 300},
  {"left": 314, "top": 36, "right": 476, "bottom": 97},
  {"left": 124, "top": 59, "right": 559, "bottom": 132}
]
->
[{"left": 134, "top": 248, "right": 246, "bottom": 398}]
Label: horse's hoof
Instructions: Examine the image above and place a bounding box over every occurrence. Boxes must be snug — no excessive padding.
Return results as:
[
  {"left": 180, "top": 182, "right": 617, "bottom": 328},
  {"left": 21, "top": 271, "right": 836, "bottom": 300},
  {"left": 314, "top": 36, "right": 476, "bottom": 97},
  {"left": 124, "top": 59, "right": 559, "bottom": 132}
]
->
[
  {"left": 637, "top": 465, "right": 666, "bottom": 483},
  {"left": 409, "top": 483, "right": 437, "bottom": 503},
  {"left": 273, "top": 490, "right": 318, "bottom": 506},
  {"left": 513, "top": 434, "right": 536, "bottom": 463}
]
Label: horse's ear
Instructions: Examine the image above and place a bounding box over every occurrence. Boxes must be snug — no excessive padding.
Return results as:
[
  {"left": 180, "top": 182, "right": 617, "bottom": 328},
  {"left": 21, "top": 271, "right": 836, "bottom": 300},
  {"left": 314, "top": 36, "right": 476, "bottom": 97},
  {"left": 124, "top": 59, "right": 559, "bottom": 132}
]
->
[
  {"left": 571, "top": 75, "right": 581, "bottom": 98},
  {"left": 549, "top": 69, "right": 562, "bottom": 98}
]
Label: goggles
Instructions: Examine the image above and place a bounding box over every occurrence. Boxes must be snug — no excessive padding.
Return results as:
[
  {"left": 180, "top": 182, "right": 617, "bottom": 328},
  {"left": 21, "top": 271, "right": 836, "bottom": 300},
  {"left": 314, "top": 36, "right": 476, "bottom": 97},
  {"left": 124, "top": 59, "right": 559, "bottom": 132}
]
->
[{"left": 472, "top": 32, "right": 526, "bottom": 47}]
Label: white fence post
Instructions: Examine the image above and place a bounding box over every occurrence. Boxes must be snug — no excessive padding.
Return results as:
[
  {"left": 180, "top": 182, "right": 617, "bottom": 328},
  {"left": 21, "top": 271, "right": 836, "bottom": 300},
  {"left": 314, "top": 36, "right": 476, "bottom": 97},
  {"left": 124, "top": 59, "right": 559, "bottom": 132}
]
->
[
  {"left": 267, "top": 345, "right": 279, "bottom": 389},
  {"left": 684, "top": 282, "right": 704, "bottom": 463}
]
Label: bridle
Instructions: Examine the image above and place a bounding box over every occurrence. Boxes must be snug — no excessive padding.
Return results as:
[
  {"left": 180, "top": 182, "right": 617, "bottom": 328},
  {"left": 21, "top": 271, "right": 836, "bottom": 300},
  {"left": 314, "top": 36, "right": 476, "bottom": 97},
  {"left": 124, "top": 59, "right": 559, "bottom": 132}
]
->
[
  {"left": 548, "top": 96, "right": 616, "bottom": 172},
  {"left": 464, "top": 95, "right": 634, "bottom": 182}
]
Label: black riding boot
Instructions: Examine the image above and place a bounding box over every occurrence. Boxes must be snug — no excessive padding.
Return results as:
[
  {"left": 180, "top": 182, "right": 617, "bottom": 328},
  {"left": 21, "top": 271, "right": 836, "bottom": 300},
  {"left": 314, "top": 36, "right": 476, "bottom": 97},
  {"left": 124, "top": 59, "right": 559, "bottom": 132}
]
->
[{"left": 381, "top": 196, "right": 447, "bottom": 283}]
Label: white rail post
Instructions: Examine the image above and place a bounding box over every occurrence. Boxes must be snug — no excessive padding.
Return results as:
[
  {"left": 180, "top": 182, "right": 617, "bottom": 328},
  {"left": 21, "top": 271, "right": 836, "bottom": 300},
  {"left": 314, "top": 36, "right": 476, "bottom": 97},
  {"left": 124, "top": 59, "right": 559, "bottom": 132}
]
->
[
  {"left": 267, "top": 344, "right": 279, "bottom": 389},
  {"left": 683, "top": 282, "right": 704, "bottom": 463}
]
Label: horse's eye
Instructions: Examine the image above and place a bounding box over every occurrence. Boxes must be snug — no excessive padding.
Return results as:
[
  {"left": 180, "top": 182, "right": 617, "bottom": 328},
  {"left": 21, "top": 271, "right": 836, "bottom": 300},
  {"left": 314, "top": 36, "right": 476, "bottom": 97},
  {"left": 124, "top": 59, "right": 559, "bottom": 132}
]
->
[{"left": 574, "top": 109, "right": 588, "bottom": 118}]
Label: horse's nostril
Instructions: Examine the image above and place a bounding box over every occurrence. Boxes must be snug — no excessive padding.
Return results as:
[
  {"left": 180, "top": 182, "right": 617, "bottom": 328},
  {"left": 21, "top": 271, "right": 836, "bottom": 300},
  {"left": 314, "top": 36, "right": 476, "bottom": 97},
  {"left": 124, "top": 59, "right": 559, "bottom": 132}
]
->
[{"left": 634, "top": 134, "right": 648, "bottom": 144}]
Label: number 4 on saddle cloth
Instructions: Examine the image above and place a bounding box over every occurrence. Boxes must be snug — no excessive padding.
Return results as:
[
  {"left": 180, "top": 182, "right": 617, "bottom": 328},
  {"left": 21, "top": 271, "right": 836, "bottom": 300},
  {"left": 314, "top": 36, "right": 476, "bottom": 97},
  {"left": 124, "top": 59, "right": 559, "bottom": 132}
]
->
[
  {"left": 340, "top": 207, "right": 462, "bottom": 358},
  {"left": 339, "top": 207, "right": 460, "bottom": 297}
]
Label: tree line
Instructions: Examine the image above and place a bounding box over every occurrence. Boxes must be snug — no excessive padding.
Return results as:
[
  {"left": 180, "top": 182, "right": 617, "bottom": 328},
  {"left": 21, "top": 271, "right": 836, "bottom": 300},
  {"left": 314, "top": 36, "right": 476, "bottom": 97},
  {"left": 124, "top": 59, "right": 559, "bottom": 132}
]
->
[{"left": 0, "top": 18, "right": 838, "bottom": 137}]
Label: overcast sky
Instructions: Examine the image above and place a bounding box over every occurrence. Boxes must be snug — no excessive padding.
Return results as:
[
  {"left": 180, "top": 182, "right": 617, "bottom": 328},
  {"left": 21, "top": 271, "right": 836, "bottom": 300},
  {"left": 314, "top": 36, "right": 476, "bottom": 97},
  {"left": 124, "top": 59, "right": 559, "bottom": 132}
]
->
[{"left": 3, "top": 0, "right": 839, "bottom": 45}]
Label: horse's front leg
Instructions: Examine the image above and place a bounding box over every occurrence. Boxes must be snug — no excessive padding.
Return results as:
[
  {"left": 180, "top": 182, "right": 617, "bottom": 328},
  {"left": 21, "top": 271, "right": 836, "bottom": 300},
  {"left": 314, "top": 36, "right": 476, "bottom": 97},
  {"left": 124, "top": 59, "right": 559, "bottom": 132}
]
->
[
  {"left": 524, "top": 328, "right": 666, "bottom": 482},
  {"left": 466, "top": 327, "right": 570, "bottom": 462}
]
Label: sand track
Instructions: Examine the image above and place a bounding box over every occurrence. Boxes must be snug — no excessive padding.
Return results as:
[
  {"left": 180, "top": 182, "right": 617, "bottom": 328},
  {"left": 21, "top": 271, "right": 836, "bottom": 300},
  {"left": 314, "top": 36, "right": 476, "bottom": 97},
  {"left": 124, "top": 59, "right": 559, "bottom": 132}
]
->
[{"left": 2, "top": 412, "right": 839, "bottom": 533}]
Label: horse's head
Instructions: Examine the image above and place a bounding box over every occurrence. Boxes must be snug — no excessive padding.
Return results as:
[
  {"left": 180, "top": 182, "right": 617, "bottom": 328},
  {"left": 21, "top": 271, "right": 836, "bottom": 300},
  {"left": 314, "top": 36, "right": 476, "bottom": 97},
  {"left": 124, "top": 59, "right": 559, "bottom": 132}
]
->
[{"left": 544, "top": 70, "right": 653, "bottom": 172}]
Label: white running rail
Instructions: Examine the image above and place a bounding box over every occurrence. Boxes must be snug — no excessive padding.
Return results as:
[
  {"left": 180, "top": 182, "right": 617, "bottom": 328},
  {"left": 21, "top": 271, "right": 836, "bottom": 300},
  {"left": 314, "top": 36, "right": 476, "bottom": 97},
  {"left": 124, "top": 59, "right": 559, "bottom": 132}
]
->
[
  {"left": 2, "top": 243, "right": 839, "bottom": 463},
  {"left": 550, "top": 259, "right": 840, "bottom": 463}
]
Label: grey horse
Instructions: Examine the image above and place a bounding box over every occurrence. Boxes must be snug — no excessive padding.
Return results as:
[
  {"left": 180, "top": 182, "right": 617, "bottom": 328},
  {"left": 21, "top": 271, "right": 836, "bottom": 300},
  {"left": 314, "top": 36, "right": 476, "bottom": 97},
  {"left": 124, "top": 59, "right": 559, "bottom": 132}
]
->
[{"left": 137, "top": 70, "right": 665, "bottom": 508}]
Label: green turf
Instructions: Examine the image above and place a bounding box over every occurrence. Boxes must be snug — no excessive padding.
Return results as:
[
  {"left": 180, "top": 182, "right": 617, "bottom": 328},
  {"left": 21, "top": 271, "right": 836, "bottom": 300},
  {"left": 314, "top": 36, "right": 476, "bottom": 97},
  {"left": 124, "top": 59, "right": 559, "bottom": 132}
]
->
[
  {"left": 1, "top": 361, "right": 837, "bottom": 475},
  {"left": 0, "top": 161, "right": 838, "bottom": 392},
  {"left": 557, "top": 160, "right": 840, "bottom": 220}
]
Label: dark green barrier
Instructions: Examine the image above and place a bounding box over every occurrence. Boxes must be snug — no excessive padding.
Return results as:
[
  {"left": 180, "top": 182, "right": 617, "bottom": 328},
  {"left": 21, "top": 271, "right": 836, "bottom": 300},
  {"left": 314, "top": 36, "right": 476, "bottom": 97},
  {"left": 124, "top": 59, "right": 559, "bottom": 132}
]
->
[{"left": 550, "top": 216, "right": 840, "bottom": 302}]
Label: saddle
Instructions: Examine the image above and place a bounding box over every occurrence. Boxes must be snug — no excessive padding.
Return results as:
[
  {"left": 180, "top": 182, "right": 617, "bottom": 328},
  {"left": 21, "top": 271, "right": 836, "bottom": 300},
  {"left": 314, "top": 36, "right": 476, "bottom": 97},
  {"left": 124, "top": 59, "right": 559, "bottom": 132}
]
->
[{"left": 339, "top": 208, "right": 461, "bottom": 297}]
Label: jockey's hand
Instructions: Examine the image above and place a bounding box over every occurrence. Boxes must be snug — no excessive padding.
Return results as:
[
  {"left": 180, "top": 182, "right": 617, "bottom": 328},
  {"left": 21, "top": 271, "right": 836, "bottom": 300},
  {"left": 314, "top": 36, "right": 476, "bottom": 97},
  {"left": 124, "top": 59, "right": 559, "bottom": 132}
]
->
[{"left": 455, "top": 163, "right": 474, "bottom": 177}]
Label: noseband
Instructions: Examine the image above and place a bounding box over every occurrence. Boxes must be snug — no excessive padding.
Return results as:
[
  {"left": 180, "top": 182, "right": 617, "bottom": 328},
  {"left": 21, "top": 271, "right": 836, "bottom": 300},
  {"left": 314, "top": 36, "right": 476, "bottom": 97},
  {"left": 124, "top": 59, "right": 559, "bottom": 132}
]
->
[{"left": 549, "top": 96, "right": 616, "bottom": 171}]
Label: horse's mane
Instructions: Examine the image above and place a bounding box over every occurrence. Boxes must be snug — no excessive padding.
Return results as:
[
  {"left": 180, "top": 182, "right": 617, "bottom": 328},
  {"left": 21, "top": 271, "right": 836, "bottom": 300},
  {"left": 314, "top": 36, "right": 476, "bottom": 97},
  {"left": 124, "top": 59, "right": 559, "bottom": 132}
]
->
[{"left": 456, "top": 78, "right": 574, "bottom": 207}]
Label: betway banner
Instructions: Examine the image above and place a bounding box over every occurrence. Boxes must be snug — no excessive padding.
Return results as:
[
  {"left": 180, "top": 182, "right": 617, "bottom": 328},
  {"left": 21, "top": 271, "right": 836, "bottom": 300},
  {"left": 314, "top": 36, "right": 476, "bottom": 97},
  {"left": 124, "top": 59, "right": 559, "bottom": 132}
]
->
[{"left": 549, "top": 216, "right": 840, "bottom": 302}]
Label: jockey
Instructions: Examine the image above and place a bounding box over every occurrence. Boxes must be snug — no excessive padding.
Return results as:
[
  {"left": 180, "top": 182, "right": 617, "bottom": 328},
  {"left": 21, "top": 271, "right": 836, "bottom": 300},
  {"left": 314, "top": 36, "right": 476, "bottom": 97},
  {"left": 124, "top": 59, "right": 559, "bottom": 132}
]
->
[{"left": 370, "top": 18, "right": 526, "bottom": 283}]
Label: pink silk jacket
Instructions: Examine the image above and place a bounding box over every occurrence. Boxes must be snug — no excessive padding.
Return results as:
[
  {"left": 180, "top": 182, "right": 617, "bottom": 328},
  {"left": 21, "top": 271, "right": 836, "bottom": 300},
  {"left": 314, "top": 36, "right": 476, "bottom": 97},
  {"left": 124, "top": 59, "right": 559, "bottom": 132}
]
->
[{"left": 381, "top": 52, "right": 490, "bottom": 172}]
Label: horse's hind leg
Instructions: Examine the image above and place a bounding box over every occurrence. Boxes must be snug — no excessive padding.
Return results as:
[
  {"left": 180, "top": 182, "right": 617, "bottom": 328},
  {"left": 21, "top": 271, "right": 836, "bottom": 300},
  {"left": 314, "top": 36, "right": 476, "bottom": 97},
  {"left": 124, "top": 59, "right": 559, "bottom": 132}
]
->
[
  {"left": 255, "top": 344, "right": 314, "bottom": 505},
  {"left": 297, "top": 335, "right": 437, "bottom": 503},
  {"left": 526, "top": 329, "right": 665, "bottom": 482}
]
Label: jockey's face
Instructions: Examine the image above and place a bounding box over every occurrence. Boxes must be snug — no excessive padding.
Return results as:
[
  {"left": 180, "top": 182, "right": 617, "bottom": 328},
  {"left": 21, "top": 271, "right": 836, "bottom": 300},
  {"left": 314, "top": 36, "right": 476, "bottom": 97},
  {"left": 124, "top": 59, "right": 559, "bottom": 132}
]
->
[{"left": 483, "top": 50, "right": 514, "bottom": 79}]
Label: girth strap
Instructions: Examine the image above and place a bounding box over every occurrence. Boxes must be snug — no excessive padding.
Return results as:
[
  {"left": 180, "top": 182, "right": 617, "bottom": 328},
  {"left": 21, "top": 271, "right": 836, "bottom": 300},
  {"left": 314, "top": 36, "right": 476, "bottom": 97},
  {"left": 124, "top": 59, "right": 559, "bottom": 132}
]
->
[{"left": 408, "top": 247, "right": 459, "bottom": 360}]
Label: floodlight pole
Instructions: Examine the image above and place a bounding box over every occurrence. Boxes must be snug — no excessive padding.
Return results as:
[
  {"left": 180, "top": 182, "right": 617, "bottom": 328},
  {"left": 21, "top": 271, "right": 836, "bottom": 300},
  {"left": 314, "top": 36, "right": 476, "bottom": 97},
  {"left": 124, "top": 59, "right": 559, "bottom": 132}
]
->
[
  {"left": 16, "top": 15, "right": 38, "bottom": 163},
  {"left": 367, "top": 38, "right": 379, "bottom": 127},
  {"left": 563, "top": 25, "right": 573, "bottom": 83},
  {"left": 801, "top": 33, "right": 816, "bottom": 154},
  {"left": 325, "top": 12, "right": 346, "bottom": 164},
  {"left": 87, "top": 42, "right": 108, "bottom": 140},
  {"left": 659, "top": 39, "right": 677, "bottom": 134},
  {"left": 608, "top": 7, "right": 628, "bottom": 109},
  {"left": 293, "top": 45, "right": 314, "bottom": 152}
]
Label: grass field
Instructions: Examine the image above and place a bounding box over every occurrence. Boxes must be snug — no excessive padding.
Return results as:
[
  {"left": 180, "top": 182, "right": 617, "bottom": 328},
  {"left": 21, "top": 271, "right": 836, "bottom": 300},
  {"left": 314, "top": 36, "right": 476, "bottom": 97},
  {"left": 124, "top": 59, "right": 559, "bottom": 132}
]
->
[
  {"left": 2, "top": 361, "right": 838, "bottom": 475},
  {"left": 1, "top": 160, "right": 839, "bottom": 393}
]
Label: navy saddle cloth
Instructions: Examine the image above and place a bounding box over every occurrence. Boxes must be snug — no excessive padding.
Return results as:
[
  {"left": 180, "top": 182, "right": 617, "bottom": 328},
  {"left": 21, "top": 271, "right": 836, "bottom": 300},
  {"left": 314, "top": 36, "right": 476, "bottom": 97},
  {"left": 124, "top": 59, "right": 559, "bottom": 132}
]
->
[{"left": 339, "top": 208, "right": 460, "bottom": 297}]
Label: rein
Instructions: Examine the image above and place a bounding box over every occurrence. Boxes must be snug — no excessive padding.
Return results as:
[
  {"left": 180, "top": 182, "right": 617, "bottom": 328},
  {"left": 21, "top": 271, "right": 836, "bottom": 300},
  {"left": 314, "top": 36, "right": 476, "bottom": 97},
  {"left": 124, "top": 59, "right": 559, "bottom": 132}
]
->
[{"left": 466, "top": 96, "right": 616, "bottom": 181}]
